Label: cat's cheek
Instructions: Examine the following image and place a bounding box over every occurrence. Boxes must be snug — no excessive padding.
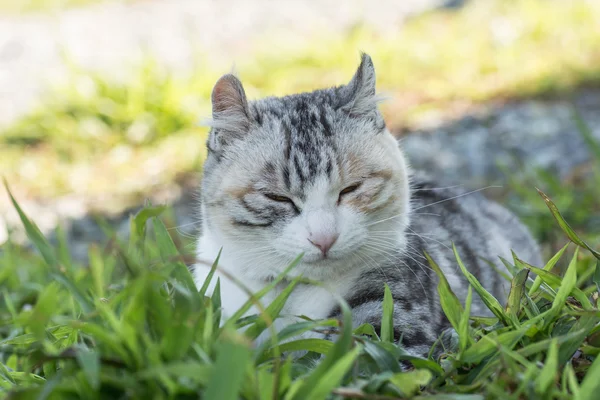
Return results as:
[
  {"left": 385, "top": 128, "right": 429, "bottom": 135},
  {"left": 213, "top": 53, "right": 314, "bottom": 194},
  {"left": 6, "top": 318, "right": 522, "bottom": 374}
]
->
[
  {"left": 334, "top": 207, "right": 369, "bottom": 252},
  {"left": 271, "top": 218, "right": 312, "bottom": 256}
]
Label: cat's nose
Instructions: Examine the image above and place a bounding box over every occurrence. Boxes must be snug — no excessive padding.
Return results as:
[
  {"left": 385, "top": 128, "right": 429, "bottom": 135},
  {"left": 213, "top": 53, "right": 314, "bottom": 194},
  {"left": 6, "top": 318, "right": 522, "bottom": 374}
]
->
[{"left": 308, "top": 233, "right": 339, "bottom": 257}]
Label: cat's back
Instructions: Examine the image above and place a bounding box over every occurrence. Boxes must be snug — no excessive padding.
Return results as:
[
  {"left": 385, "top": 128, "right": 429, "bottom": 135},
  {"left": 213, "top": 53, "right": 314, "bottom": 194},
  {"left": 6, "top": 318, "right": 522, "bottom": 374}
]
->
[
  {"left": 407, "top": 174, "right": 542, "bottom": 302},
  {"left": 344, "top": 174, "right": 542, "bottom": 329}
]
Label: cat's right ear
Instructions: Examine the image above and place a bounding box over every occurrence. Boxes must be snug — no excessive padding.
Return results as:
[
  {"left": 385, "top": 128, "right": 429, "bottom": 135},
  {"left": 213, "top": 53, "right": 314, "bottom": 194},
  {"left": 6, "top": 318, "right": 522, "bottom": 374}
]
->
[{"left": 207, "top": 74, "right": 251, "bottom": 153}]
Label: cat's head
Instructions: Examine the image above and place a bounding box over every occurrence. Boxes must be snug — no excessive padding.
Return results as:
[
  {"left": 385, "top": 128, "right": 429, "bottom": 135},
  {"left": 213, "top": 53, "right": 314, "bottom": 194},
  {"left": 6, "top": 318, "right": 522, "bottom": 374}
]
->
[{"left": 200, "top": 54, "right": 411, "bottom": 280}]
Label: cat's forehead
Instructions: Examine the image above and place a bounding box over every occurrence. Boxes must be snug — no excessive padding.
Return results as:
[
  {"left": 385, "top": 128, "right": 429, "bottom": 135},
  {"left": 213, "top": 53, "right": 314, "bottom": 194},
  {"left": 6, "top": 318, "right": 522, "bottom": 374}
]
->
[
  {"left": 247, "top": 91, "right": 348, "bottom": 188},
  {"left": 250, "top": 88, "right": 340, "bottom": 121}
]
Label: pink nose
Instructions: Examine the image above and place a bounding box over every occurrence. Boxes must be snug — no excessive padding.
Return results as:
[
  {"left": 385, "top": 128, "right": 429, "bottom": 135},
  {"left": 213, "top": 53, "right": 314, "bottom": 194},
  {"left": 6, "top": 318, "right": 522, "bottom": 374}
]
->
[{"left": 308, "top": 233, "right": 339, "bottom": 256}]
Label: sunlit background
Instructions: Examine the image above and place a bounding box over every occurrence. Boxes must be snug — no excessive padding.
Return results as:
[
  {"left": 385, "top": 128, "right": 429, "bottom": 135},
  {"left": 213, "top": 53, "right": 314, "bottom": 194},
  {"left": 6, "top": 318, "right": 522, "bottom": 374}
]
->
[{"left": 1, "top": 0, "right": 599, "bottom": 261}]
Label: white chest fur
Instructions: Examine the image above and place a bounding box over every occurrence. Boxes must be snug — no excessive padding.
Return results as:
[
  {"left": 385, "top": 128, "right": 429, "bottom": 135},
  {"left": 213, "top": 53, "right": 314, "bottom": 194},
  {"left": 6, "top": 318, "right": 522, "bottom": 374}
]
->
[{"left": 194, "top": 232, "right": 360, "bottom": 337}]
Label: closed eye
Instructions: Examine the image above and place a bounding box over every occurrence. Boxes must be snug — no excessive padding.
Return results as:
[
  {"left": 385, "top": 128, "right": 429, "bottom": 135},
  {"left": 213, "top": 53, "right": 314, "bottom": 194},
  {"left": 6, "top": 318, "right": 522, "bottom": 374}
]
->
[
  {"left": 338, "top": 183, "right": 361, "bottom": 203},
  {"left": 264, "top": 193, "right": 300, "bottom": 213}
]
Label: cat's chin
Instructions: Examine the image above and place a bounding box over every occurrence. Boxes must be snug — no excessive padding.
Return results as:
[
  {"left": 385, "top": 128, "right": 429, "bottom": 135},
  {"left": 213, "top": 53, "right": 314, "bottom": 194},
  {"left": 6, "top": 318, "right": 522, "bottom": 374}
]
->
[{"left": 297, "top": 250, "right": 354, "bottom": 266}]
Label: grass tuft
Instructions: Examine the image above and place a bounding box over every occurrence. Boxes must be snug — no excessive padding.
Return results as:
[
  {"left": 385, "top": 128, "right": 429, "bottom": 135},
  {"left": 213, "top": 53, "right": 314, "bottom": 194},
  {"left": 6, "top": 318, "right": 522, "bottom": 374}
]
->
[{"left": 1, "top": 177, "right": 600, "bottom": 399}]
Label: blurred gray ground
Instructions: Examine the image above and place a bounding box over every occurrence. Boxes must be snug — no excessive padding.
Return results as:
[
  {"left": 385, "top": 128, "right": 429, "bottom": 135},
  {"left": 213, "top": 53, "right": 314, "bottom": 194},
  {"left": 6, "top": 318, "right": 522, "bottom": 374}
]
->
[
  {"left": 1, "top": 0, "right": 599, "bottom": 258},
  {"left": 0, "top": 0, "right": 453, "bottom": 127}
]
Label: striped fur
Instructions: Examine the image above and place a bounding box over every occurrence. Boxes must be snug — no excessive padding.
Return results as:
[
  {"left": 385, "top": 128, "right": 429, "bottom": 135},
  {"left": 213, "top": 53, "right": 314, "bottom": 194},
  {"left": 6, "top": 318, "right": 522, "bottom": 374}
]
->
[{"left": 194, "top": 54, "right": 542, "bottom": 357}]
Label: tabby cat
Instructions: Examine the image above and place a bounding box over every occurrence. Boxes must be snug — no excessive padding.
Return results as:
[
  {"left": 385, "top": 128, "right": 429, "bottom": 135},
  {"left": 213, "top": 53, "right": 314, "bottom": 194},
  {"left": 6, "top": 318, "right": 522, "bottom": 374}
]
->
[{"left": 193, "top": 53, "right": 542, "bottom": 356}]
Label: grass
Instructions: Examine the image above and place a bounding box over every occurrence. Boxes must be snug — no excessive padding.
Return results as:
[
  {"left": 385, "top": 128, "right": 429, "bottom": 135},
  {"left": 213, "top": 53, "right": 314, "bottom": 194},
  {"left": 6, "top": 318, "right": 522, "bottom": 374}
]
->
[
  {"left": 1, "top": 179, "right": 600, "bottom": 399},
  {"left": 2, "top": 0, "right": 600, "bottom": 206},
  {"left": 2, "top": 1, "right": 600, "bottom": 395}
]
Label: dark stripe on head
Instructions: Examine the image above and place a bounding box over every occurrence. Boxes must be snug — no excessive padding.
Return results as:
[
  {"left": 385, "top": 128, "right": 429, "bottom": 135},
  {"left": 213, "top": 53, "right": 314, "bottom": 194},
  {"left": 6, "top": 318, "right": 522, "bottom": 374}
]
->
[
  {"left": 293, "top": 154, "right": 307, "bottom": 183},
  {"left": 232, "top": 219, "right": 273, "bottom": 228},
  {"left": 319, "top": 112, "right": 333, "bottom": 137},
  {"left": 325, "top": 157, "right": 333, "bottom": 177},
  {"left": 282, "top": 165, "right": 291, "bottom": 189},
  {"left": 283, "top": 122, "right": 292, "bottom": 161}
]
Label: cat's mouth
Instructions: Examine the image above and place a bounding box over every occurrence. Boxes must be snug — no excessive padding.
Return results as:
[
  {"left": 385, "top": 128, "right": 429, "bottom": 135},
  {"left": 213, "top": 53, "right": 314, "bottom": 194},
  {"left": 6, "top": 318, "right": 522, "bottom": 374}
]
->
[{"left": 302, "top": 252, "right": 341, "bottom": 264}]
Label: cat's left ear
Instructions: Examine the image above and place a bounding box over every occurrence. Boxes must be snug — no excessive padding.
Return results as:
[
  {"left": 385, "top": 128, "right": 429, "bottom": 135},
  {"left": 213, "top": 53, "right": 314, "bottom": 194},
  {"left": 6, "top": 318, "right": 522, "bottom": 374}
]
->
[
  {"left": 339, "top": 53, "right": 378, "bottom": 117},
  {"left": 207, "top": 74, "right": 251, "bottom": 152}
]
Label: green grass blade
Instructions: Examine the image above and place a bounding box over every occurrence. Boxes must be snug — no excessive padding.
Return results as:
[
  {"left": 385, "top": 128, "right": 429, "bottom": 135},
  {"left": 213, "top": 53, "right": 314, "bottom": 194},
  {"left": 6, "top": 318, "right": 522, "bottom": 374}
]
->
[
  {"left": 198, "top": 249, "right": 222, "bottom": 298},
  {"left": 291, "top": 296, "right": 354, "bottom": 400},
  {"left": 204, "top": 334, "right": 251, "bottom": 400},
  {"left": 543, "top": 248, "right": 579, "bottom": 329},
  {"left": 381, "top": 283, "right": 394, "bottom": 343},
  {"left": 536, "top": 188, "right": 600, "bottom": 260},
  {"left": 453, "top": 244, "right": 509, "bottom": 325},
  {"left": 255, "top": 320, "right": 337, "bottom": 363},
  {"left": 50, "top": 273, "right": 94, "bottom": 314},
  {"left": 363, "top": 340, "right": 402, "bottom": 373},
  {"left": 131, "top": 205, "right": 167, "bottom": 244},
  {"left": 594, "top": 259, "right": 600, "bottom": 294},
  {"left": 262, "top": 338, "right": 334, "bottom": 359},
  {"left": 75, "top": 351, "right": 100, "bottom": 390},
  {"left": 564, "top": 363, "right": 581, "bottom": 398},
  {"left": 298, "top": 346, "right": 361, "bottom": 400},
  {"left": 558, "top": 314, "right": 599, "bottom": 366},
  {"left": 461, "top": 328, "right": 527, "bottom": 364},
  {"left": 0, "top": 362, "right": 16, "bottom": 385},
  {"left": 526, "top": 264, "right": 592, "bottom": 309},
  {"left": 5, "top": 181, "right": 58, "bottom": 270},
  {"left": 226, "top": 254, "right": 304, "bottom": 326},
  {"left": 152, "top": 217, "right": 197, "bottom": 291},
  {"left": 425, "top": 252, "right": 464, "bottom": 331},
  {"left": 535, "top": 339, "right": 558, "bottom": 395},
  {"left": 580, "top": 344, "right": 600, "bottom": 400},
  {"left": 244, "top": 276, "right": 302, "bottom": 340},
  {"left": 137, "top": 362, "right": 211, "bottom": 384},
  {"left": 505, "top": 268, "right": 529, "bottom": 327},
  {"left": 389, "top": 369, "right": 432, "bottom": 397},
  {"left": 528, "top": 243, "right": 569, "bottom": 295},
  {"left": 88, "top": 245, "right": 105, "bottom": 298},
  {"left": 459, "top": 286, "right": 473, "bottom": 354}
]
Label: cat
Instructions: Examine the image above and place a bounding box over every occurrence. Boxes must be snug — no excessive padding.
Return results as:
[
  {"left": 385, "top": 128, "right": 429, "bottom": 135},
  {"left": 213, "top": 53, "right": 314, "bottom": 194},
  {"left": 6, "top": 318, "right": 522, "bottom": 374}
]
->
[{"left": 193, "top": 53, "right": 542, "bottom": 357}]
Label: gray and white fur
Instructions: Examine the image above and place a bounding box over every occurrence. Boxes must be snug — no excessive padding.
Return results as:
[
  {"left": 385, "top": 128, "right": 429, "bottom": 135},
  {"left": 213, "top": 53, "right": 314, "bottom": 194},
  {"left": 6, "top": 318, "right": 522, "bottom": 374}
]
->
[{"left": 193, "top": 54, "right": 542, "bottom": 357}]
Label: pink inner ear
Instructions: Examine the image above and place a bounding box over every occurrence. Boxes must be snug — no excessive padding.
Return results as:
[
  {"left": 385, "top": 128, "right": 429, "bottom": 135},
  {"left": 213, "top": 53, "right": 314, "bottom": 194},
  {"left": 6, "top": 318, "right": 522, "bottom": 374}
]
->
[{"left": 212, "top": 74, "right": 248, "bottom": 115}]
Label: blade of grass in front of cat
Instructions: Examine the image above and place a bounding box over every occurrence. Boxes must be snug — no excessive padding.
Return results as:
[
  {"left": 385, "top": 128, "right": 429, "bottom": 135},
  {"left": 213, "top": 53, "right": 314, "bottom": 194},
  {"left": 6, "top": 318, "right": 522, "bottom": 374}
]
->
[
  {"left": 528, "top": 243, "right": 569, "bottom": 295},
  {"left": 261, "top": 338, "right": 334, "bottom": 360},
  {"left": 537, "top": 188, "right": 600, "bottom": 259},
  {"left": 5, "top": 181, "right": 58, "bottom": 271},
  {"left": 542, "top": 248, "right": 579, "bottom": 329},
  {"left": 505, "top": 268, "right": 529, "bottom": 327},
  {"left": 380, "top": 283, "right": 394, "bottom": 343},
  {"left": 204, "top": 332, "right": 252, "bottom": 400},
  {"left": 534, "top": 339, "right": 558, "bottom": 395},
  {"left": 460, "top": 328, "right": 527, "bottom": 364},
  {"left": 290, "top": 296, "right": 353, "bottom": 400},
  {"left": 579, "top": 343, "right": 600, "bottom": 400},
  {"left": 453, "top": 244, "right": 509, "bottom": 326},
  {"left": 255, "top": 319, "right": 338, "bottom": 363},
  {"left": 152, "top": 217, "right": 197, "bottom": 292},
  {"left": 527, "top": 264, "right": 592, "bottom": 309},
  {"left": 297, "top": 346, "right": 361, "bottom": 400},
  {"left": 225, "top": 253, "right": 304, "bottom": 327},
  {"left": 459, "top": 285, "right": 474, "bottom": 354},
  {"left": 362, "top": 339, "right": 402, "bottom": 373},
  {"left": 198, "top": 249, "right": 222, "bottom": 298},
  {"left": 244, "top": 275, "right": 302, "bottom": 340},
  {"left": 593, "top": 260, "right": 600, "bottom": 295},
  {"left": 75, "top": 350, "right": 100, "bottom": 390},
  {"left": 425, "top": 252, "right": 463, "bottom": 331}
]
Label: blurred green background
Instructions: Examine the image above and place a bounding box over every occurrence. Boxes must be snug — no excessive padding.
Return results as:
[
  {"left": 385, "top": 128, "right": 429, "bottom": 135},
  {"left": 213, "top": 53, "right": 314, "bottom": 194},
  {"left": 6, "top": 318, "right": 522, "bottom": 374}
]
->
[{"left": 0, "top": 0, "right": 599, "bottom": 254}]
